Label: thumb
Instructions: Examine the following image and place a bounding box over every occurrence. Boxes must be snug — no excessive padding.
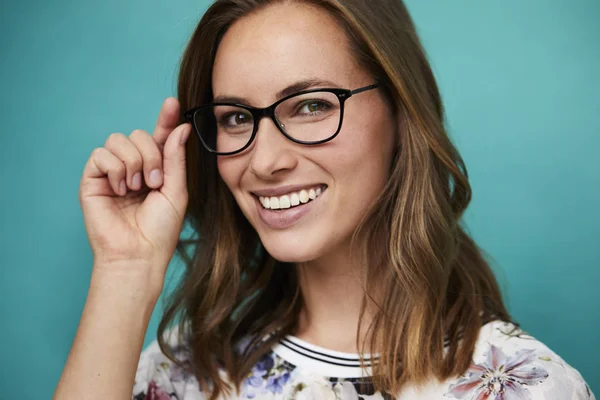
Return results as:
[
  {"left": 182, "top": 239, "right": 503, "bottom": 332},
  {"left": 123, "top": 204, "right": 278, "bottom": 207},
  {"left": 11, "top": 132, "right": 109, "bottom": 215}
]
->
[{"left": 160, "top": 123, "right": 192, "bottom": 213}]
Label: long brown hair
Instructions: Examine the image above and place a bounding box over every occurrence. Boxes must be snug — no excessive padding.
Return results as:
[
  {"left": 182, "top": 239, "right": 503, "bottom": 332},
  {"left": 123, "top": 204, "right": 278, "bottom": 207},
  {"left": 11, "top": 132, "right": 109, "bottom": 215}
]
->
[{"left": 158, "top": 0, "right": 513, "bottom": 398}]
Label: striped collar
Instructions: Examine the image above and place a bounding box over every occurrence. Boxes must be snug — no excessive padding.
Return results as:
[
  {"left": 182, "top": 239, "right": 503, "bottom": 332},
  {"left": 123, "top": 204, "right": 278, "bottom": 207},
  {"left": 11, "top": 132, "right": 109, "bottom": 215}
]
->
[
  {"left": 271, "top": 335, "right": 375, "bottom": 378},
  {"left": 268, "top": 318, "right": 498, "bottom": 379}
]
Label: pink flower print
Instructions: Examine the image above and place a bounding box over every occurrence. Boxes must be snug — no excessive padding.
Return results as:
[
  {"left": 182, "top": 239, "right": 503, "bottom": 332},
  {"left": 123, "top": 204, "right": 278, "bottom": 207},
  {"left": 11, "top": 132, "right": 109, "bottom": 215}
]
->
[
  {"left": 446, "top": 345, "right": 549, "bottom": 399},
  {"left": 145, "top": 380, "right": 172, "bottom": 400}
]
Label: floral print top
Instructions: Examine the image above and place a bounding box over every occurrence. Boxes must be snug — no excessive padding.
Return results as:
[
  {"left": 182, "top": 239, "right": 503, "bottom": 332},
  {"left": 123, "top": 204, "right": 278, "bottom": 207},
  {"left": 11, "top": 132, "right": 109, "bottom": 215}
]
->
[{"left": 133, "top": 320, "right": 595, "bottom": 399}]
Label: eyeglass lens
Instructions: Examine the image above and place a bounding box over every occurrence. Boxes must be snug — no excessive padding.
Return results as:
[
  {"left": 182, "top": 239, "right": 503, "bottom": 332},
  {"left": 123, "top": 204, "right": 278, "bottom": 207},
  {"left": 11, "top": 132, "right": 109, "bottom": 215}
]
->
[{"left": 194, "top": 91, "right": 341, "bottom": 153}]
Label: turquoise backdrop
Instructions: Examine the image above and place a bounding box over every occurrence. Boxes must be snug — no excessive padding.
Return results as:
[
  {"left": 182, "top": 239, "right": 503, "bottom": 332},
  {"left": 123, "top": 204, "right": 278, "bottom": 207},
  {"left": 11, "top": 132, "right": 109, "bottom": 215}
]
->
[{"left": 0, "top": 0, "right": 598, "bottom": 398}]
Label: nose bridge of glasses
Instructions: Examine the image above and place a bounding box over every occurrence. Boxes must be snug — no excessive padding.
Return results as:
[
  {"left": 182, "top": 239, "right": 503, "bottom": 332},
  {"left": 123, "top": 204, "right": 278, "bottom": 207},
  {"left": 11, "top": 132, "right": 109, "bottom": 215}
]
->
[
  {"left": 252, "top": 104, "right": 286, "bottom": 131},
  {"left": 249, "top": 108, "right": 293, "bottom": 159}
]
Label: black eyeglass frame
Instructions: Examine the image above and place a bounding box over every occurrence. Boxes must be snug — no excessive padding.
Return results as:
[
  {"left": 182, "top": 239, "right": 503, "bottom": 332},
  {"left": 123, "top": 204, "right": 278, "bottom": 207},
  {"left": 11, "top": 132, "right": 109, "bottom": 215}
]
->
[{"left": 183, "top": 83, "right": 380, "bottom": 156}]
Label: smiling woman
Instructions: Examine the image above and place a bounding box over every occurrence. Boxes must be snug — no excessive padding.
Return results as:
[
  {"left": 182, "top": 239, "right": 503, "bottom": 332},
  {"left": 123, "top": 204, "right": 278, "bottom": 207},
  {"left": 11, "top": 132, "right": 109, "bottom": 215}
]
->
[{"left": 53, "top": 0, "right": 595, "bottom": 399}]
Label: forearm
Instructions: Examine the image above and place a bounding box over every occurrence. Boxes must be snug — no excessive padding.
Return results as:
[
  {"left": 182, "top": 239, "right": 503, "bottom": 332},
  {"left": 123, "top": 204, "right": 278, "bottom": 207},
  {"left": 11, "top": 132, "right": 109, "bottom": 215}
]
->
[{"left": 54, "top": 267, "right": 162, "bottom": 400}]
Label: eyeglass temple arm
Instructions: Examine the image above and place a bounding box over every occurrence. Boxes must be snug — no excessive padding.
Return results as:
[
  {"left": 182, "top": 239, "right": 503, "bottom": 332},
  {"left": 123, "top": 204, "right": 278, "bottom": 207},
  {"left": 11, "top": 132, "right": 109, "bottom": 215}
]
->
[{"left": 349, "top": 83, "right": 380, "bottom": 96}]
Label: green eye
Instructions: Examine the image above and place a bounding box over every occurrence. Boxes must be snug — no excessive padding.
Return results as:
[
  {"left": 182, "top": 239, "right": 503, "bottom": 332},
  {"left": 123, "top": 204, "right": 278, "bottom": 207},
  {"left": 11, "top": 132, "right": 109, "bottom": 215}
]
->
[
  {"left": 307, "top": 102, "right": 321, "bottom": 112},
  {"left": 300, "top": 101, "right": 330, "bottom": 115}
]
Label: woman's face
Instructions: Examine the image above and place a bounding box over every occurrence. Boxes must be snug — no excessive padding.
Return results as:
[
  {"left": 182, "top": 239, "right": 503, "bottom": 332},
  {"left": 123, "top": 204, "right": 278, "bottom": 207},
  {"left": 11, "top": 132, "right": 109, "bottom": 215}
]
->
[{"left": 213, "top": 2, "right": 397, "bottom": 262}]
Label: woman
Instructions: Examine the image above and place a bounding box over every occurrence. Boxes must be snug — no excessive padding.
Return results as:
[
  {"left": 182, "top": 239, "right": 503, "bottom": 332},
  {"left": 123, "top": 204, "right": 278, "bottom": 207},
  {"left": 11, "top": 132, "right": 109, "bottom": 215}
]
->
[{"left": 55, "top": 0, "right": 594, "bottom": 399}]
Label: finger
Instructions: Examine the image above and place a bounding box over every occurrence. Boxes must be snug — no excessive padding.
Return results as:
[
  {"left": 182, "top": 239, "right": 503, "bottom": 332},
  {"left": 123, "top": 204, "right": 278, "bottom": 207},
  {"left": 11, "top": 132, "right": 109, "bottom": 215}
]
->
[
  {"left": 153, "top": 97, "right": 180, "bottom": 149},
  {"left": 83, "top": 147, "right": 127, "bottom": 196},
  {"left": 129, "top": 129, "right": 164, "bottom": 189},
  {"left": 79, "top": 175, "right": 116, "bottom": 200},
  {"left": 104, "top": 133, "right": 143, "bottom": 191},
  {"left": 161, "top": 123, "right": 192, "bottom": 213}
]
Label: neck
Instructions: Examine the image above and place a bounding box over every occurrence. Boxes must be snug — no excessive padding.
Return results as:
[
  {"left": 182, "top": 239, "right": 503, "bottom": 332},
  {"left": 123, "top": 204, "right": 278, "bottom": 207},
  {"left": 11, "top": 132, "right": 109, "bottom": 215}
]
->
[{"left": 292, "top": 245, "right": 379, "bottom": 353}]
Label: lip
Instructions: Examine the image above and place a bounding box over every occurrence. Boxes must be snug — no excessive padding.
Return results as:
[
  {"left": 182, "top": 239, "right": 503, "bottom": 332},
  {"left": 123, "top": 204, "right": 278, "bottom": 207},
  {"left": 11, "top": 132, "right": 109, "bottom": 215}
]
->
[
  {"left": 252, "top": 183, "right": 327, "bottom": 198},
  {"left": 254, "top": 187, "right": 326, "bottom": 229}
]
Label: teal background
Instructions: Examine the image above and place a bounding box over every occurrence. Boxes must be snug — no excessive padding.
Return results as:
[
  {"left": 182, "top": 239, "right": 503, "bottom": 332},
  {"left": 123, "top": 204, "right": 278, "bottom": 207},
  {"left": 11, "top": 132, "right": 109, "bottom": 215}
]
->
[{"left": 0, "top": 0, "right": 598, "bottom": 398}]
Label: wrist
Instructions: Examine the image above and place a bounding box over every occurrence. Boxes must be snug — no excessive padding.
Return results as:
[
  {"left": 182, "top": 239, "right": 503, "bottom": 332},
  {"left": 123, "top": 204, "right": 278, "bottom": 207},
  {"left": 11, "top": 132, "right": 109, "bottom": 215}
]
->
[{"left": 90, "top": 262, "right": 164, "bottom": 306}]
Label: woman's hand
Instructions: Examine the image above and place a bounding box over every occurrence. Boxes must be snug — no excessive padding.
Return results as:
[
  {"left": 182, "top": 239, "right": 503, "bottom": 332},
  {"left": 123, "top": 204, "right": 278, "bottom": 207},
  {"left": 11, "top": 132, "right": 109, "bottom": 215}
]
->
[
  {"left": 54, "top": 98, "right": 192, "bottom": 400},
  {"left": 79, "top": 97, "right": 192, "bottom": 285}
]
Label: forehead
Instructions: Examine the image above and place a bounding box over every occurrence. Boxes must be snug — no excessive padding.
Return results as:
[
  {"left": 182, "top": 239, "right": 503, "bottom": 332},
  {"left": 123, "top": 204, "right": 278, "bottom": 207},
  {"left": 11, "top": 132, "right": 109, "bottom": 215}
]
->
[{"left": 212, "top": 3, "right": 363, "bottom": 105}]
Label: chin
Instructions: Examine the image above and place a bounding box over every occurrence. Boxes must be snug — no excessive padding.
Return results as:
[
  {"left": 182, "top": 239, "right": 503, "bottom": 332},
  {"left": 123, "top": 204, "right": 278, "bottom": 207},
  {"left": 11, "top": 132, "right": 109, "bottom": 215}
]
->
[{"left": 258, "top": 232, "right": 329, "bottom": 264}]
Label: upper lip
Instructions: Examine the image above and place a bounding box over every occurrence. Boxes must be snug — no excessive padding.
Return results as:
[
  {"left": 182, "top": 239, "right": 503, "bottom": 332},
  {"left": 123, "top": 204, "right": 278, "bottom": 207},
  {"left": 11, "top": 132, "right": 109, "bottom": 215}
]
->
[{"left": 252, "top": 184, "right": 326, "bottom": 197}]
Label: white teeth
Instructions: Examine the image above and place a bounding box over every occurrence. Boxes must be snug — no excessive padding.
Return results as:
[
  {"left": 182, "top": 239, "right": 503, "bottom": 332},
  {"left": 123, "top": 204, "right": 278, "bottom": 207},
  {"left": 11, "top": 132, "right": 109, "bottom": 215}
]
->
[
  {"left": 290, "top": 193, "right": 300, "bottom": 206},
  {"left": 280, "top": 195, "right": 291, "bottom": 209},
  {"left": 299, "top": 190, "right": 309, "bottom": 203},
  {"left": 270, "top": 196, "right": 280, "bottom": 209},
  {"left": 259, "top": 186, "right": 325, "bottom": 210}
]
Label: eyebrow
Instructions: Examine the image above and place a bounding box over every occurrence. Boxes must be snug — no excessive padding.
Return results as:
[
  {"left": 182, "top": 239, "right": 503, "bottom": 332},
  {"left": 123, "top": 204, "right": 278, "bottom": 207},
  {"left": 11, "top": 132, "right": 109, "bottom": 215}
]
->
[{"left": 213, "top": 78, "right": 341, "bottom": 105}]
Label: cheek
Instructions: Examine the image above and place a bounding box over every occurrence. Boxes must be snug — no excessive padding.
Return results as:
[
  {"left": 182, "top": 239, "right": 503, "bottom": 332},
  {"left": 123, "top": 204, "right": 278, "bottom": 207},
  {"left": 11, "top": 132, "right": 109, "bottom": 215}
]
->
[
  {"left": 332, "top": 113, "right": 396, "bottom": 186},
  {"left": 217, "top": 157, "right": 242, "bottom": 191},
  {"left": 325, "top": 118, "right": 395, "bottom": 229},
  {"left": 217, "top": 158, "right": 254, "bottom": 224},
  {"left": 216, "top": 157, "right": 252, "bottom": 213}
]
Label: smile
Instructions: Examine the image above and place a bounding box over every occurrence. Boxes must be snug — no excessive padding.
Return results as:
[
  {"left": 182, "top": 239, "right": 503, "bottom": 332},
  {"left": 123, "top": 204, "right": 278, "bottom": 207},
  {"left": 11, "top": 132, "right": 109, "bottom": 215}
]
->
[{"left": 257, "top": 185, "right": 327, "bottom": 210}]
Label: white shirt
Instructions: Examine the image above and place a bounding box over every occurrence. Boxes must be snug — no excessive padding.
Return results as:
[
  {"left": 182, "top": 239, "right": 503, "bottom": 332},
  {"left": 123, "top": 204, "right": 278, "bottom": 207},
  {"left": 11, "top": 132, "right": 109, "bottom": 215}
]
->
[{"left": 133, "top": 320, "right": 594, "bottom": 399}]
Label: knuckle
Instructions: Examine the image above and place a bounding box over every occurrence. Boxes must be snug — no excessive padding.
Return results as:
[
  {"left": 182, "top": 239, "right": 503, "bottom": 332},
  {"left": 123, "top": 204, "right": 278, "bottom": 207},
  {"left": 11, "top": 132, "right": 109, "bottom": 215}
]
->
[
  {"left": 124, "top": 152, "right": 143, "bottom": 170},
  {"left": 114, "top": 162, "right": 126, "bottom": 176},
  {"left": 129, "top": 129, "right": 148, "bottom": 139},
  {"left": 145, "top": 155, "right": 162, "bottom": 169},
  {"left": 91, "top": 147, "right": 104, "bottom": 158},
  {"left": 105, "top": 132, "right": 125, "bottom": 146},
  {"left": 130, "top": 130, "right": 161, "bottom": 166}
]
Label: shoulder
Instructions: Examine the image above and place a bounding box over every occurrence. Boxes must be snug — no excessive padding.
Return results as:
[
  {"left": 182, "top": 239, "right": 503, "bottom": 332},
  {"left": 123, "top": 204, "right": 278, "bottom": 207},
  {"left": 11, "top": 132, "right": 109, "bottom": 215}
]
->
[
  {"left": 443, "top": 320, "right": 595, "bottom": 400},
  {"left": 132, "top": 324, "right": 205, "bottom": 400}
]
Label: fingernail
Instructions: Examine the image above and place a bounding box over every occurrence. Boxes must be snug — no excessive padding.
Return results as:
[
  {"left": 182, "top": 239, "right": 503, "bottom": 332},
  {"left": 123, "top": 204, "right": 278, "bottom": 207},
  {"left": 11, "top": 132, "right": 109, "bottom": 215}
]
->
[
  {"left": 119, "top": 180, "right": 126, "bottom": 195},
  {"left": 132, "top": 172, "right": 142, "bottom": 189},
  {"left": 150, "top": 169, "right": 162, "bottom": 186},
  {"left": 180, "top": 125, "right": 191, "bottom": 144}
]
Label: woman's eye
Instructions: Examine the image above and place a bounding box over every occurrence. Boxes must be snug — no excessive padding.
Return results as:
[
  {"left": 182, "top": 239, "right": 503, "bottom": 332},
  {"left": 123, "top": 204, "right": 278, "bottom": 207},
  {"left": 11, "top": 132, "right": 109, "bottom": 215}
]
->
[
  {"left": 222, "top": 112, "right": 252, "bottom": 126},
  {"left": 299, "top": 101, "right": 330, "bottom": 114}
]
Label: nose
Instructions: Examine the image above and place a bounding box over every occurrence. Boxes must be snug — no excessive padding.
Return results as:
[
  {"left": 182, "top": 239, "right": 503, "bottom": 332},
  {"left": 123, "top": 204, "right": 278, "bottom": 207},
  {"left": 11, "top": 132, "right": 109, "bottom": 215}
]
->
[{"left": 248, "top": 116, "right": 298, "bottom": 179}]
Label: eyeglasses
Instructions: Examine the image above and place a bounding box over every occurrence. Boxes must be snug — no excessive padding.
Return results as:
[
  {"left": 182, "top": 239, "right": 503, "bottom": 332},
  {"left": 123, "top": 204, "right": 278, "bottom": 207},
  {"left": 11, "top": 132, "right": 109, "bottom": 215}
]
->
[{"left": 184, "top": 83, "right": 380, "bottom": 156}]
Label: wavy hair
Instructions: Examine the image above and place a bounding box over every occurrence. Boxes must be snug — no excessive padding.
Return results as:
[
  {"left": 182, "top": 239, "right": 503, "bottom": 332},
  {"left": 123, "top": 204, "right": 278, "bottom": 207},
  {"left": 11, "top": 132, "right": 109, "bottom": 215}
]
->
[{"left": 157, "top": 0, "right": 513, "bottom": 398}]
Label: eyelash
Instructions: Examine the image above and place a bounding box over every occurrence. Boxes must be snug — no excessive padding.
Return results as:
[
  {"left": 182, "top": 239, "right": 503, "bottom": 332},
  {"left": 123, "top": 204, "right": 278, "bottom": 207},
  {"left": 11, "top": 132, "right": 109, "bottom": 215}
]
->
[
  {"left": 295, "top": 100, "right": 334, "bottom": 115},
  {"left": 219, "top": 112, "right": 252, "bottom": 127}
]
